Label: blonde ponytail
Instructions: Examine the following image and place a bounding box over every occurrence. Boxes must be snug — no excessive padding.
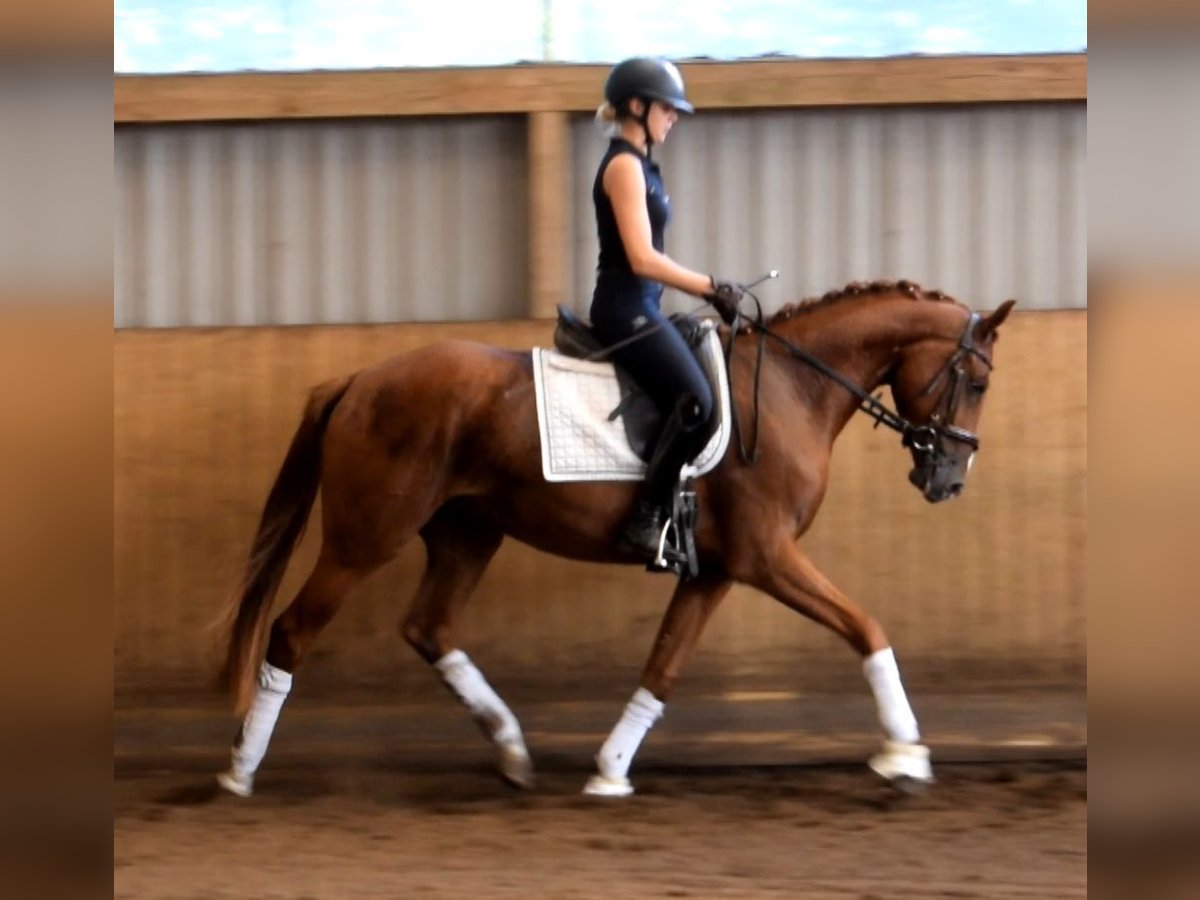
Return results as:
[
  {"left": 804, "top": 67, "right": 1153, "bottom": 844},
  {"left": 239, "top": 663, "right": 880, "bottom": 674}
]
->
[{"left": 594, "top": 101, "right": 621, "bottom": 137}]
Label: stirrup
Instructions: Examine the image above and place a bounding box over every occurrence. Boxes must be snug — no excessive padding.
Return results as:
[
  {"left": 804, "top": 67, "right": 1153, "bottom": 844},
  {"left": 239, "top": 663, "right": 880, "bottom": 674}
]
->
[
  {"left": 646, "top": 482, "right": 700, "bottom": 578},
  {"left": 645, "top": 516, "right": 682, "bottom": 575}
]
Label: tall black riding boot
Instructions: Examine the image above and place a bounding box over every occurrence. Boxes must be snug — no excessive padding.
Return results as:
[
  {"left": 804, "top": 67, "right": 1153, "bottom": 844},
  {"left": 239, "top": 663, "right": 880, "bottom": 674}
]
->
[
  {"left": 617, "top": 496, "right": 669, "bottom": 559},
  {"left": 617, "top": 397, "right": 703, "bottom": 561}
]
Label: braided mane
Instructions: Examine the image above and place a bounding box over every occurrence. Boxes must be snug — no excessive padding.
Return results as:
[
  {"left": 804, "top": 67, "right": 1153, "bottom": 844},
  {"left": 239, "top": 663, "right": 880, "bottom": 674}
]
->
[{"left": 759, "top": 280, "right": 956, "bottom": 330}]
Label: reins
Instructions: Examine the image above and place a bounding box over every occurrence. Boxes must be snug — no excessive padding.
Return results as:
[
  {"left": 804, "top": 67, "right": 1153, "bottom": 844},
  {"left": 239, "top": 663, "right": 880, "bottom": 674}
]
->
[{"left": 579, "top": 276, "right": 988, "bottom": 468}]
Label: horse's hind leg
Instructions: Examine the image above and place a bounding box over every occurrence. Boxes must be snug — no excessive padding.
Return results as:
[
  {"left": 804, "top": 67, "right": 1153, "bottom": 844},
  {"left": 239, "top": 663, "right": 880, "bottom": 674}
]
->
[
  {"left": 399, "top": 503, "right": 533, "bottom": 788},
  {"left": 746, "top": 540, "right": 933, "bottom": 789},
  {"left": 217, "top": 551, "right": 369, "bottom": 797}
]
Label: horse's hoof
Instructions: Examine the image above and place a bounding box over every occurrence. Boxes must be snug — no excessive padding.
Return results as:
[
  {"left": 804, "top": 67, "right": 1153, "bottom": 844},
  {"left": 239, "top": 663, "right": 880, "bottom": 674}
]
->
[
  {"left": 868, "top": 740, "right": 934, "bottom": 791},
  {"left": 498, "top": 744, "right": 536, "bottom": 790},
  {"left": 886, "top": 774, "right": 932, "bottom": 796},
  {"left": 582, "top": 774, "right": 634, "bottom": 797},
  {"left": 216, "top": 770, "right": 253, "bottom": 797}
]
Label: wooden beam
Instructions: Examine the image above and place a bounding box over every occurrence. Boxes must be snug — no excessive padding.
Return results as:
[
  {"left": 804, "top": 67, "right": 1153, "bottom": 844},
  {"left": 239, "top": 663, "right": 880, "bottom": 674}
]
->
[
  {"left": 0, "top": 1, "right": 110, "bottom": 54},
  {"left": 115, "top": 54, "right": 1086, "bottom": 124},
  {"left": 527, "top": 111, "right": 568, "bottom": 319},
  {"left": 684, "top": 54, "right": 1086, "bottom": 108}
]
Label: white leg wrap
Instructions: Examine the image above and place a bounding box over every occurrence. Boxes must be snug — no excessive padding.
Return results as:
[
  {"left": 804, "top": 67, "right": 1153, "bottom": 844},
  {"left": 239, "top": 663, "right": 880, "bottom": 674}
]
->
[
  {"left": 594, "top": 687, "right": 664, "bottom": 782},
  {"left": 217, "top": 661, "right": 292, "bottom": 796},
  {"left": 435, "top": 650, "right": 524, "bottom": 747},
  {"left": 868, "top": 739, "right": 933, "bottom": 785},
  {"left": 863, "top": 647, "right": 921, "bottom": 745},
  {"left": 435, "top": 650, "right": 532, "bottom": 787}
]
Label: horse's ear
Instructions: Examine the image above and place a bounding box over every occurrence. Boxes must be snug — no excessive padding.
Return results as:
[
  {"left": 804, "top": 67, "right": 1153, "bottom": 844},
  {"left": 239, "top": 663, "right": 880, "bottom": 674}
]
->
[{"left": 974, "top": 299, "right": 1017, "bottom": 342}]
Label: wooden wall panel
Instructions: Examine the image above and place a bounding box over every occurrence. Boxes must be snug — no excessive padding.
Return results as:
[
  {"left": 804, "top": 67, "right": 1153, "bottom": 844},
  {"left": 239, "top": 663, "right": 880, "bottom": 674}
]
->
[
  {"left": 115, "top": 55, "right": 1087, "bottom": 124},
  {"left": 114, "top": 312, "right": 1085, "bottom": 703}
]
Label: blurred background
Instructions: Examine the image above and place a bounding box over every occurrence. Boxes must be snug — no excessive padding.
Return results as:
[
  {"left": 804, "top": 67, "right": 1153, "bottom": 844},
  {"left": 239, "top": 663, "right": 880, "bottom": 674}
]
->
[
  {"left": 0, "top": 0, "right": 1177, "bottom": 895},
  {"left": 103, "top": 3, "right": 1200, "bottom": 899}
]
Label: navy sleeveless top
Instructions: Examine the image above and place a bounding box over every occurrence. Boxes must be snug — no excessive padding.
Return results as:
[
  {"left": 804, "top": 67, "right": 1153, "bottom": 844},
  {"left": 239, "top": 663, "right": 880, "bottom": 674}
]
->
[{"left": 590, "top": 138, "right": 672, "bottom": 321}]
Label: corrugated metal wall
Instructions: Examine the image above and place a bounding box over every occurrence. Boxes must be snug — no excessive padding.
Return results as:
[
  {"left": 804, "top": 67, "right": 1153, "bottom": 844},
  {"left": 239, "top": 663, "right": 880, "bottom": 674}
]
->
[
  {"left": 114, "top": 116, "right": 529, "bottom": 327},
  {"left": 114, "top": 102, "right": 1085, "bottom": 327},
  {"left": 571, "top": 102, "right": 1086, "bottom": 316}
]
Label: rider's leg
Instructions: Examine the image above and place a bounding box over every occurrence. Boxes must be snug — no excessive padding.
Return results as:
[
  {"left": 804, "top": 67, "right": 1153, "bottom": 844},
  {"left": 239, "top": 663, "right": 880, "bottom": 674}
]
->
[
  {"left": 618, "top": 395, "right": 707, "bottom": 557},
  {"left": 605, "top": 313, "right": 714, "bottom": 559}
]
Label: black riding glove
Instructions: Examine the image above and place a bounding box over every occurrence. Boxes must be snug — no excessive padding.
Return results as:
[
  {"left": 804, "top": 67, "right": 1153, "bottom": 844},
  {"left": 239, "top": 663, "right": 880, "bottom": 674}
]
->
[{"left": 705, "top": 276, "right": 744, "bottom": 325}]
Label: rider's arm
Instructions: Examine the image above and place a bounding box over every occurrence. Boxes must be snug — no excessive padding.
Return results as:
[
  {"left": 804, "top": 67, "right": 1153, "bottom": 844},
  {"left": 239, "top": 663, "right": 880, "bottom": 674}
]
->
[{"left": 604, "top": 154, "right": 713, "bottom": 298}]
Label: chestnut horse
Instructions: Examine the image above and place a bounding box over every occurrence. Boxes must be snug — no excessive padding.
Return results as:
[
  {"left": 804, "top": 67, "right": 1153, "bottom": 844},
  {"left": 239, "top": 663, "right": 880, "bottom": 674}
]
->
[{"left": 216, "top": 280, "right": 1015, "bottom": 798}]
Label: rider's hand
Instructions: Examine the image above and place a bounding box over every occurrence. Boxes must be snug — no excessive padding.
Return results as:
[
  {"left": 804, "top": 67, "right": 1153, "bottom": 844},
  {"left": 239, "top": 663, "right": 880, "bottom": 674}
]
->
[{"left": 705, "top": 276, "right": 743, "bottom": 326}]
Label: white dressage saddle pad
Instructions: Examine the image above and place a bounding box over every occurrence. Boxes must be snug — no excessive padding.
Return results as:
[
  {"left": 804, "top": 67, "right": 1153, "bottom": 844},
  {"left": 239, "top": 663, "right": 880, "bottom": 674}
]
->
[{"left": 532, "top": 325, "right": 732, "bottom": 483}]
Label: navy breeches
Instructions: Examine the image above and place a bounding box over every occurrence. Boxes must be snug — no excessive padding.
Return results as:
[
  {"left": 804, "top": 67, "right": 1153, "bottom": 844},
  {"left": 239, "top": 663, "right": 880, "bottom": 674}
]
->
[
  {"left": 591, "top": 291, "right": 714, "bottom": 502},
  {"left": 590, "top": 296, "right": 713, "bottom": 426}
]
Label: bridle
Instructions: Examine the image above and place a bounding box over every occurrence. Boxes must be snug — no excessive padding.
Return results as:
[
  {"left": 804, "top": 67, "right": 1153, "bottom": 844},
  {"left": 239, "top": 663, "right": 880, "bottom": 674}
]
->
[
  {"left": 723, "top": 292, "right": 993, "bottom": 468},
  {"left": 907, "top": 309, "right": 992, "bottom": 455}
]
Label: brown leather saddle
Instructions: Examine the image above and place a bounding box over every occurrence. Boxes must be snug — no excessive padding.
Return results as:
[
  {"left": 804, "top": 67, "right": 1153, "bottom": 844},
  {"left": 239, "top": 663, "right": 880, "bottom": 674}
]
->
[{"left": 552, "top": 305, "right": 718, "bottom": 461}]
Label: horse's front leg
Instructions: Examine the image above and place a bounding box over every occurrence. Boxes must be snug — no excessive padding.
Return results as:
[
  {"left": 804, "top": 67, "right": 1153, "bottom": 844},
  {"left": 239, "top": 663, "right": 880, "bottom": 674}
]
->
[
  {"left": 584, "top": 573, "right": 733, "bottom": 797},
  {"left": 743, "top": 541, "right": 933, "bottom": 788}
]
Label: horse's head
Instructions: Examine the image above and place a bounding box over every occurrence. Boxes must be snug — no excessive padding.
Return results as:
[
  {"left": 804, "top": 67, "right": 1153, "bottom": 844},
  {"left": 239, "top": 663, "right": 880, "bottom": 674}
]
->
[{"left": 890, "top": 299, "right": 1016, "bottom": 502}]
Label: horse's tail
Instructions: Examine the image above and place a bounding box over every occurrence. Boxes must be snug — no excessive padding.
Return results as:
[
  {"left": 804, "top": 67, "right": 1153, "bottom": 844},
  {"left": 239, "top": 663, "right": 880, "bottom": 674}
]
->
[{"left": 217, "top": 374, "right": 354, "bottom": 716}]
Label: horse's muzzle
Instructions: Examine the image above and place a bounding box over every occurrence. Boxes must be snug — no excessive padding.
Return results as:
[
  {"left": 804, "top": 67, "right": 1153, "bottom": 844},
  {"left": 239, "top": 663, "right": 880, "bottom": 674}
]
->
[
  {"left": 908, "top": 462, "right": 965, "bottom": 503},
  {"left": 906, "top": 429, "right": 975, "bottom": 503}
]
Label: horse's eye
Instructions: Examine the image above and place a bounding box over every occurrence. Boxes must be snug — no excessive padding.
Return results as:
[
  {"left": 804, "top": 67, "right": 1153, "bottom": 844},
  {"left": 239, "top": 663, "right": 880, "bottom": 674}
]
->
[{"left": 968, "top": 381, "right": 988, "bottom": 396}]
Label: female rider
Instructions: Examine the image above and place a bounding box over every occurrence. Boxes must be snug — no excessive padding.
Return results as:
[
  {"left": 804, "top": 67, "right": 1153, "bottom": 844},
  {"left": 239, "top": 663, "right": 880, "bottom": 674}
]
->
[{"left": 589, "top": 56, "right": 742, "bottom": 566}]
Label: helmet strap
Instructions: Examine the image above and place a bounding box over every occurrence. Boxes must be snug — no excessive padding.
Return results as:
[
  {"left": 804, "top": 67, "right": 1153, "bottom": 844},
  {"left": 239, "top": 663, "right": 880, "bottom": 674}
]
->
[{"left": 637, "top": 97, "right": 654, "bottom": 160}]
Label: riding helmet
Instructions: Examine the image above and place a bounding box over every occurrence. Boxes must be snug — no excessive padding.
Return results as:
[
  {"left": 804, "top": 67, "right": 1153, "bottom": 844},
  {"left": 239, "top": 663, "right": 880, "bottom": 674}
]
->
[{"left": 604, "top": 57, "right": 694, "bottom": 113}]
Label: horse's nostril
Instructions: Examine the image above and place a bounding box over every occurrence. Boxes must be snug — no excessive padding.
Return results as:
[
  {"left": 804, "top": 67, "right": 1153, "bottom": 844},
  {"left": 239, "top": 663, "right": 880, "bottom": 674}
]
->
[{"left": 949, "top": 483, "right": 964, "bottom": 498}]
